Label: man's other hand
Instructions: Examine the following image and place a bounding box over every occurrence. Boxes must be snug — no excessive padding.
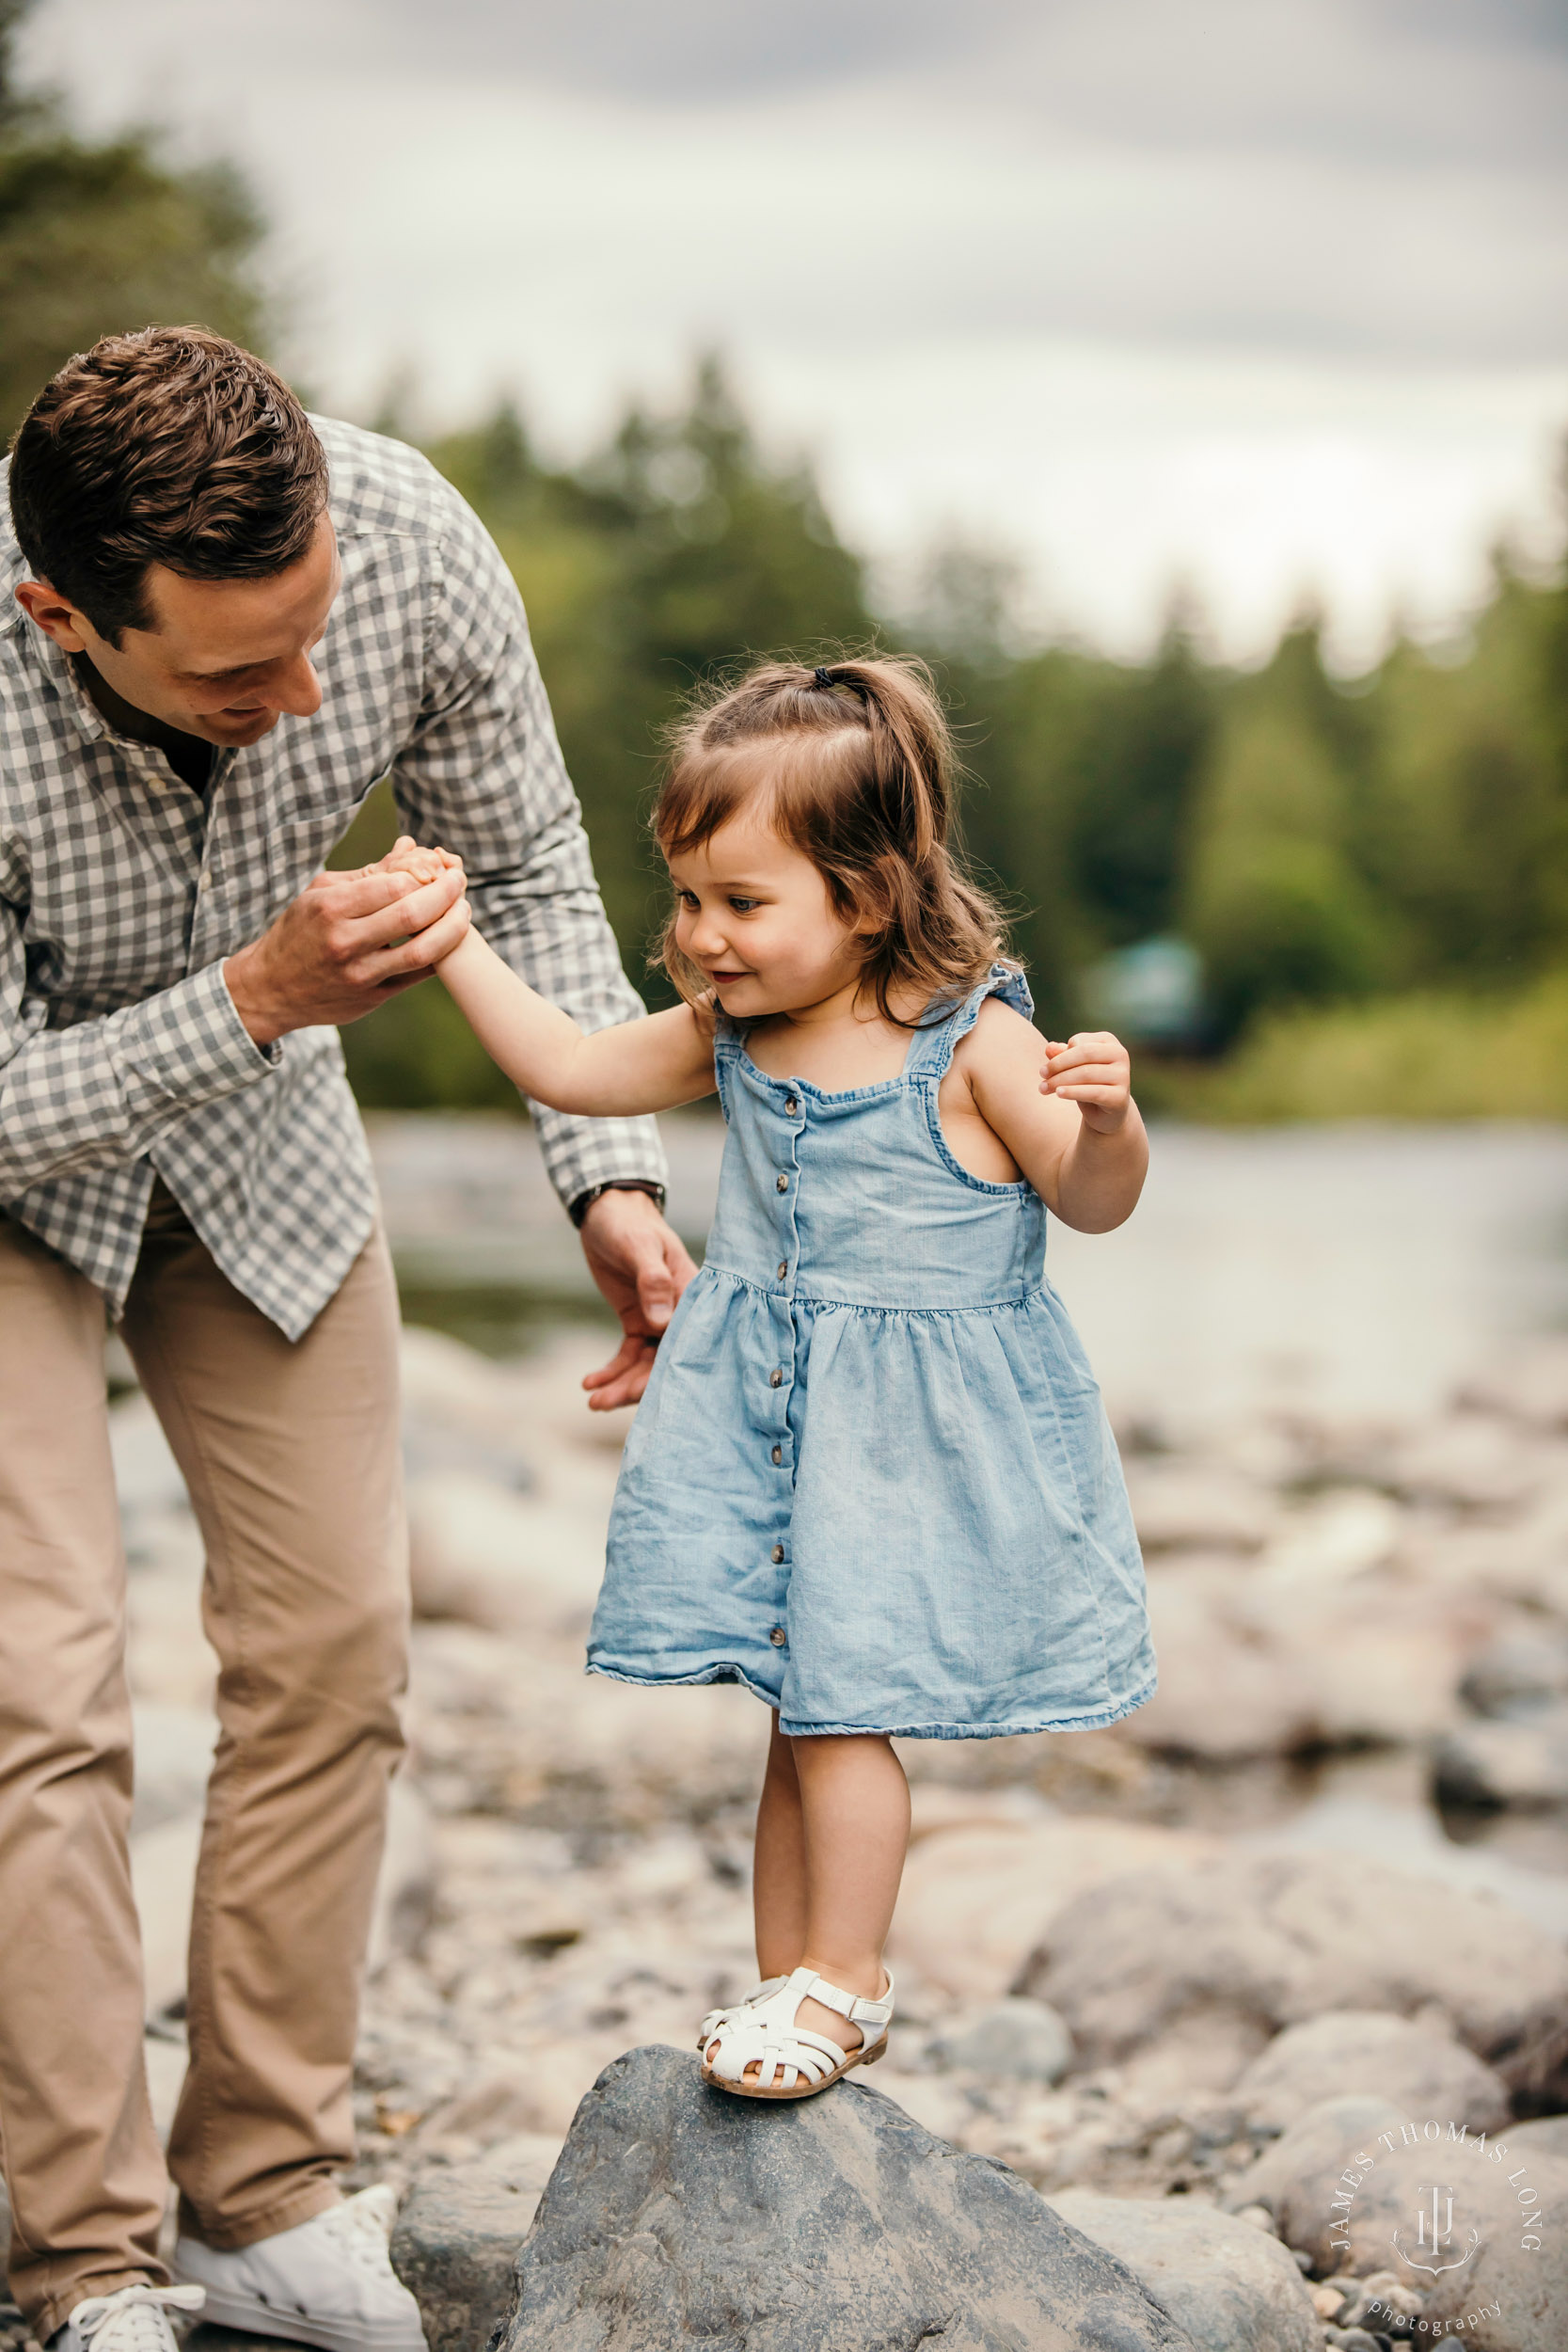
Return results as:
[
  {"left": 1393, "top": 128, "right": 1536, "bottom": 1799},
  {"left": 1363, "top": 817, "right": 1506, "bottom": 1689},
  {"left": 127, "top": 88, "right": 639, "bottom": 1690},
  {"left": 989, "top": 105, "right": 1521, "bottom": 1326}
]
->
[
  {"left": 578, "top": 1186, "right": 698, "bottom": 1411},
  {"left": 224, "top": 854, "right": 469, "bottom": 1044}
]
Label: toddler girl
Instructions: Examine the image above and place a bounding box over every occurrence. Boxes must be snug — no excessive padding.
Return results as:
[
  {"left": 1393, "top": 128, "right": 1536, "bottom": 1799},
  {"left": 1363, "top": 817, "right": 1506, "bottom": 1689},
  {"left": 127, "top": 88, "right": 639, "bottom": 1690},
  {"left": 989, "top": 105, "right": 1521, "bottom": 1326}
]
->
[{"left": 386, "top": 657, "right": 1154, "bottom": 2101}]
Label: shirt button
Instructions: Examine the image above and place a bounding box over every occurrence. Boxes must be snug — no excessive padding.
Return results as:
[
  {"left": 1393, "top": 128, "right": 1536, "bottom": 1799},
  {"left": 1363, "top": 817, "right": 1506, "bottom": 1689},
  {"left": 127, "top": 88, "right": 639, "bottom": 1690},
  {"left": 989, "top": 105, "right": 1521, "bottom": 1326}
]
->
[
  {"left": 776, "top": 1173, "right": 789, "bottom": 1193},
  {"left": 777, "top": 1262, "right": 788, "bottom": 1279},
  {"left": 771, "top": 1444, "right": 783, "bottom": 1465},
  {"left": 785, "top": 1095, "right": 800, "bottom": 1115},
  {"left": 769, "top": 1368, "right": 784, "bottom": 1388},
  {"left": 771, "top": 1543, "right": 784, "bottom": 1563},
  {"left": 769, "top": 1626, "right": 787, "bottom": 1648}
]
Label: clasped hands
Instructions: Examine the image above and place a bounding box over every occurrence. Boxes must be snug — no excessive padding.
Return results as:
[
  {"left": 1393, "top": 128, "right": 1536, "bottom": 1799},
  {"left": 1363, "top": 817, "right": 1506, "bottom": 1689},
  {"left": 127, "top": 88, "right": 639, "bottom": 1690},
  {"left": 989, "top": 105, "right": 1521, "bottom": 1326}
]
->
[{"left": 225, "top": 835, "right": 469, "bottom": 1048}]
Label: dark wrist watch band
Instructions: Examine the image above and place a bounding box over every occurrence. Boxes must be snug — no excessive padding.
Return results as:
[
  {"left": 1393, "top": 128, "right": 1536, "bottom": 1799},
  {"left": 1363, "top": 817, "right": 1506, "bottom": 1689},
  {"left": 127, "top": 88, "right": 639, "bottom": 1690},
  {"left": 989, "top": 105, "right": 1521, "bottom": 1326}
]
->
[{"left": 568, "top": 1179, "right": 668, "bottom": 1230}]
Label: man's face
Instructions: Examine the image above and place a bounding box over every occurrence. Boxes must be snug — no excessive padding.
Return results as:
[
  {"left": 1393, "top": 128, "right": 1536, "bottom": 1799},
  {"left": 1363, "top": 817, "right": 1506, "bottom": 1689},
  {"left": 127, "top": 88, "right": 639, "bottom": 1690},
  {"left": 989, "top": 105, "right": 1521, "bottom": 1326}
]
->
[{"left": 15, "top": 512, "right": 341, "bottom": 746}]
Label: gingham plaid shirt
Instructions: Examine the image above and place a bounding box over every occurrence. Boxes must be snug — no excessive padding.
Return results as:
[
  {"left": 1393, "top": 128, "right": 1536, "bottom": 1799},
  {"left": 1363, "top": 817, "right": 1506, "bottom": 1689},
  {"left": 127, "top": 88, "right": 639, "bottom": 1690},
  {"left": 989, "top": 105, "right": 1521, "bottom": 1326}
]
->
[{"left": 0, "top": 419, "right": 664, "bottom": 1339}]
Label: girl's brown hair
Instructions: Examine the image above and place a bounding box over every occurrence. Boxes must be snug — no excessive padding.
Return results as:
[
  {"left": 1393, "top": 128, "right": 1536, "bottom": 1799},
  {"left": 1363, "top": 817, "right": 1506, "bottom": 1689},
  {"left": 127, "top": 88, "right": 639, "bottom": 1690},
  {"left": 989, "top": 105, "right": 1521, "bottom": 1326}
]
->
[{"left": 654, "top": 655, "right": 1013, "bottom": 1024}]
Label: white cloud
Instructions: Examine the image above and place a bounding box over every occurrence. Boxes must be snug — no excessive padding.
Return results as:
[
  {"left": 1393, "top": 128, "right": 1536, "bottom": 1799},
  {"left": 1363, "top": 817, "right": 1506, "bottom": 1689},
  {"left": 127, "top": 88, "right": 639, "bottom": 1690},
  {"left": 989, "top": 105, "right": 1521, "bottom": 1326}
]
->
[{"left": 17, "top": 0, "right": 1568, "bottom": 656}]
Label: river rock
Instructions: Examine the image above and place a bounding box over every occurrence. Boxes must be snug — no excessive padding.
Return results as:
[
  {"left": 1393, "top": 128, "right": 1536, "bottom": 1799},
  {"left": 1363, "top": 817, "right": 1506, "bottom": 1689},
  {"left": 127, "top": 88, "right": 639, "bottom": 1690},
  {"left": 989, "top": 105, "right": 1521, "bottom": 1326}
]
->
[
  {"left": 1259, "top": 2122, "right": 1568, "bottom": 2350},
  {"left": 1121, "top": 1569, "right": 1319, "bottom": 1759},
  {"left": 130, "top": 1701, "right": 215, "bottom": 1835},
  {"left": 1507, "top": 2113, "right": 1568, "bottom": 2163},
  {"left": 1232, "top": 2011, "right": 1511, "bottom": 2137},
  {"left": 1433, "top": 1712, "right": 1568, "bottom": 1810},
  {"left": 932, "top": 1997, "right": 1072, "bottom": 2083},
  {"left": 496, "top": 2043, "right": 1196, "bottom": 2350},
  {"left": 1017, "top": 1852, "right": 1568, "bottom": 2102},
  {"left": 1458, "top": 1339, "right": 1568, "bottom": 1434},
  {"left": 1459, "top": 1630, "right": 1568, "bottom": 1721},
  {"left": 1121, "top": 1461, "right": 1277, "bottom": 1553},
  {"left": 405, "top": 1472, "right": 608, "bottom": 1634},
  {"left": 894, "top": 1816, "right": 1219, "bottom": 1999},
  {"left": 109, "top": 1392, "right": 190, "bottom": 1520},
  {"left": 391, "top": 2158, "right": 548, "bottom": 2352},
  {"left": 1222, "top": 2094, "right": 1414, "bottom": 2265},
  {"left": 1382, "top": 1413, "right": 1566, "bottom": 1513},
  {"left": 1046, "top": 2189, "right": 1319, "bottom": 2352}
]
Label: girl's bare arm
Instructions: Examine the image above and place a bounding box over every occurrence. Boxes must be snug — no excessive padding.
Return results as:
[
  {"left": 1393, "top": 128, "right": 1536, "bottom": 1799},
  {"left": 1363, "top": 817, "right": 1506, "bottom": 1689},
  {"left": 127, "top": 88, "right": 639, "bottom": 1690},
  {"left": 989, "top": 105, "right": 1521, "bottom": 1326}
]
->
[
  {"left": 961, "top": 1000, "right": 1148, "bottom": 1232},
  {"left": 374, "top": 840, "right": 714, "bottom": 1115},
  {"left": 436, "top": 925, "right": 716, "bottom": 1115}
]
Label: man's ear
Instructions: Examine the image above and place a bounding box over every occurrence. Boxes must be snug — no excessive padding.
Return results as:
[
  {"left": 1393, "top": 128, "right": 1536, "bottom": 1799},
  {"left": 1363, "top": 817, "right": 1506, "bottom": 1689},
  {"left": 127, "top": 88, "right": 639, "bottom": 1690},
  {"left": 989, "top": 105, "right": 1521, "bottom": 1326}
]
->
[{"left": 14, "top": 578, "right": 93, "bottom": 651}]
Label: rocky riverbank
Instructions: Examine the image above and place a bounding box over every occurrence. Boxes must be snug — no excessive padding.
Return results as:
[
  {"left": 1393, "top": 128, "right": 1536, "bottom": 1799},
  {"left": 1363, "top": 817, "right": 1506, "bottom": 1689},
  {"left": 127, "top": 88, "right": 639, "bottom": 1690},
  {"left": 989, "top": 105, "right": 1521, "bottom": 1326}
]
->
[{"left": 8, "top": 1315, "right": 1568, "bottom": 2351}]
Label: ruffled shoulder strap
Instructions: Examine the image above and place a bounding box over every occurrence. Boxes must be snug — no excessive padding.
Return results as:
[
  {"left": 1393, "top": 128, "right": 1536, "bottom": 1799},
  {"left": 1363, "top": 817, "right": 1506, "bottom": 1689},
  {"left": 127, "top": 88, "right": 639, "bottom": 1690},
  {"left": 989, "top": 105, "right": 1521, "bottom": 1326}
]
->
[{"left": 904, "top": 963, "right": 1036, "bottom": 1083}]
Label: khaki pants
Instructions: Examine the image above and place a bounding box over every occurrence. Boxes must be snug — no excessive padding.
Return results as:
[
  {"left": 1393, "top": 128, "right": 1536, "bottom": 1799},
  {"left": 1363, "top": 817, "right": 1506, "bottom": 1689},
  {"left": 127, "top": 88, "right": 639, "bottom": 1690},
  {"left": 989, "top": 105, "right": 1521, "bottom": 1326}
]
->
[{"left": 0, "top": 1186, "right": 408, "bottom": 2339}]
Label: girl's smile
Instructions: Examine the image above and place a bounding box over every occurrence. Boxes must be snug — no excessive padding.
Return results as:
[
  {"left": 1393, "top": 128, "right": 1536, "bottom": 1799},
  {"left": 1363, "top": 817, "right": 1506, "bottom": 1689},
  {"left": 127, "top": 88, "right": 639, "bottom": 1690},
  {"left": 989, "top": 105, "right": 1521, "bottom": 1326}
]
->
[{"left": 667, "top": 808, "right": 863, "bottom": 1025}]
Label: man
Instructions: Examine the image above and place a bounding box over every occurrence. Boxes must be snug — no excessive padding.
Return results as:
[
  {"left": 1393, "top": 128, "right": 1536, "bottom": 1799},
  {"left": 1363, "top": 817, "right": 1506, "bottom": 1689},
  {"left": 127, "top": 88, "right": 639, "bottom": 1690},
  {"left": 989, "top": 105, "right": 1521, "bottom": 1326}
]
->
[{"left": 0, "top": 326, "right": 694, "bottom": 2352}]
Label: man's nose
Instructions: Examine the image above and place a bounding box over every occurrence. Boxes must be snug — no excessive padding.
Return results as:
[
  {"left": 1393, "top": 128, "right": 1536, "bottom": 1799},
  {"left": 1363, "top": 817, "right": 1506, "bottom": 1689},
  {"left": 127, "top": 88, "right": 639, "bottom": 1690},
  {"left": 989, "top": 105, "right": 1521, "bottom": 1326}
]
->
[{"left": 266, "top": 653, "right": 324, "bottom": 718}]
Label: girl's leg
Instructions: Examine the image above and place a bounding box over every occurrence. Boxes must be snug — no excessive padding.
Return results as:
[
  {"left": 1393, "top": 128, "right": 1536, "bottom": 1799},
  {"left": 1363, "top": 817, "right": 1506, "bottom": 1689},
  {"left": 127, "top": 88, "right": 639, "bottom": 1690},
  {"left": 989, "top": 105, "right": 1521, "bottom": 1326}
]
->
[
  {"left": 739, "top": 1723, "right": 909, "bottom": 2062},
  {"left": 752, "top": 1714, "right": 808, "bottom": 1977},
  {"left": 792, "top": 1733, "right": 910, "bottom": 2051}
]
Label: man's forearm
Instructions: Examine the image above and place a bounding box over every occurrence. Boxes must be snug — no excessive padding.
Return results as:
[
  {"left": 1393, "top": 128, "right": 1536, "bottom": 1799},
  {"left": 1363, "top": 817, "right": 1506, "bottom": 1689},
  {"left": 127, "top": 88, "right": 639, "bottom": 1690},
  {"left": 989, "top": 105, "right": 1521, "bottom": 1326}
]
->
[{"left": 0, "top": 963, "right": 277, "bottom": 1199}]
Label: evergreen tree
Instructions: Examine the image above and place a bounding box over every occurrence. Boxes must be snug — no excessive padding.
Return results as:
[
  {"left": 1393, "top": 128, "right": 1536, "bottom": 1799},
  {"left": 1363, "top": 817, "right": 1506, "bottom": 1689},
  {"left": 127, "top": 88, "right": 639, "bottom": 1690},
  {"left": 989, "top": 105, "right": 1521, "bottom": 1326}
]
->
[
  {"left": 0, "top": 0, "right": 267, "bottom": 440},
  {"left": 1184, "top": 625, "right": 1385, "bottom": 1038}
]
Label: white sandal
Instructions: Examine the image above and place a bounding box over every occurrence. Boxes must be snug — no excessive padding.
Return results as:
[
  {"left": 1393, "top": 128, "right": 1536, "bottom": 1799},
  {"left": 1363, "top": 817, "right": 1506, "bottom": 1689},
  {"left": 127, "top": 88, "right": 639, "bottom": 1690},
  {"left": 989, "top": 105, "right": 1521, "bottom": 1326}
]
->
[
  {"left": 694, "top": 1974, "right": 788, "bottom": 2050},
  {"left": 701, "top": 1963, "right": 895, "bottom": 2100}
]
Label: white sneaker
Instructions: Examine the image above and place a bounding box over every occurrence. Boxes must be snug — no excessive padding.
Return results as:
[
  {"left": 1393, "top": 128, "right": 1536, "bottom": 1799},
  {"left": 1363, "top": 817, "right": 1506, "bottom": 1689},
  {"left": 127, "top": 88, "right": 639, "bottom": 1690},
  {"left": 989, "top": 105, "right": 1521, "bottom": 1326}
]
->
[
  {"left": 51, "top": 2282, "right": 206, "bottom": 2352},
  {"left": 172, "top": 2186, "right": 427, "bottom": 2352}
]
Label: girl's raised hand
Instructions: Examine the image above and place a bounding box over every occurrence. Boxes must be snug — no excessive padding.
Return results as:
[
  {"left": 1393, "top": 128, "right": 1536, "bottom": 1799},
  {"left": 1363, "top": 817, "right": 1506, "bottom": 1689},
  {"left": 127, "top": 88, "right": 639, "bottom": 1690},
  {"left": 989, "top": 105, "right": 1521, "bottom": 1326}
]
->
[
  {"left": 1040, "top": 1031, "right": 1132, "bottom": 1134},
  {"left": 373, "top": 834, "right": 465, "bottom": 887}
]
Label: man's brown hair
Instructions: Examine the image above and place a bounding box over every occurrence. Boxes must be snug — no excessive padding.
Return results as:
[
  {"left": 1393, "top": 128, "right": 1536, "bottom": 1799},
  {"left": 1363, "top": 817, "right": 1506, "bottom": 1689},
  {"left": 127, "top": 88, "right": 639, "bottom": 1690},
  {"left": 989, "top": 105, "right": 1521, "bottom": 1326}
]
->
[
  {"left": 654, "top": 655, "right": 1013, "bottom": 1025},
  {"left": 8, "top": 326, "right": 328, "bottom": 645}
]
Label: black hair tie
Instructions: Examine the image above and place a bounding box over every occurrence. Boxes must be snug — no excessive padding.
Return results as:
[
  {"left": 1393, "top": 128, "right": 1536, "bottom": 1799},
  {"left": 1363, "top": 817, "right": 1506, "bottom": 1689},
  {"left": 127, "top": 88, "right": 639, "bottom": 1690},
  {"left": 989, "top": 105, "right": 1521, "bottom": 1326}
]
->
[{"left": 813, "top": 666, "right": 836, "bottom": 690}]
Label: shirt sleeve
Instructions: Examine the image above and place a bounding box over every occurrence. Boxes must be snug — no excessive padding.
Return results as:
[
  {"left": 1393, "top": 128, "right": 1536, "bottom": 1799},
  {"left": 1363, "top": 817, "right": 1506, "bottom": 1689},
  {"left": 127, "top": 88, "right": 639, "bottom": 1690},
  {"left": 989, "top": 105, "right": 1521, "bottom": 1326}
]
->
[
  {"left": 386, "top": 471, "right": 667, "bottom": 1209},
  {"left": 0, "top": 906, "right": 280, "bottom": 1197}
]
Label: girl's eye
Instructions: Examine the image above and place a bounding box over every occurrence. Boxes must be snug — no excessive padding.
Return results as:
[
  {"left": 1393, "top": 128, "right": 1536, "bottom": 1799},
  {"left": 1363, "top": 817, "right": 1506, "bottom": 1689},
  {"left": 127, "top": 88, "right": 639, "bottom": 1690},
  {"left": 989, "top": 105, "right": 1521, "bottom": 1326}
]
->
[{"left": 728, "top": 898, "right": 759, "bottom": 914}]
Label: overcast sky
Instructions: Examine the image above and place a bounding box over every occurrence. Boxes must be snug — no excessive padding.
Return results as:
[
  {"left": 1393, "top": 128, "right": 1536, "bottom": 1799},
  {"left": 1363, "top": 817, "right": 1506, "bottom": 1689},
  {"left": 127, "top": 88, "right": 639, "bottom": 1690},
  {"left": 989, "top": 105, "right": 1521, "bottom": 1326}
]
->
[{"left": 24, "top": 0, "right": 1568, "bottom": 660}]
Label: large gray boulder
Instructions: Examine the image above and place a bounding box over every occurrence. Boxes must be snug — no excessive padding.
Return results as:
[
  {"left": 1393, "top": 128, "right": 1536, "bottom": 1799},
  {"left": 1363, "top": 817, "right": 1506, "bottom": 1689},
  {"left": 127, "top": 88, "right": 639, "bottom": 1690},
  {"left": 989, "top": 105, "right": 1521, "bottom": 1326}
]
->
[
  {"left": 1018, "top": 1852, "right": 1568, "bottom": 2102},
  {"left": 1231, "top": 2010, "right": 1511, "bottom": 2137},
  {"left": 496, "top": 2044, "right": 1197, "bottom": 2351},
  {"left": 1045, "top": 2191, "right": 1318, "bottom": 2352}
]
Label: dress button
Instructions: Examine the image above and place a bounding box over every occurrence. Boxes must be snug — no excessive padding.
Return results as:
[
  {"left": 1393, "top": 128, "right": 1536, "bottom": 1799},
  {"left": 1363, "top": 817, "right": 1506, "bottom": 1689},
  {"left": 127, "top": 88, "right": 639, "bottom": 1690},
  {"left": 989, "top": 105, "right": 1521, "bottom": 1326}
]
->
[
  {"left": 777, "top": 1261, "right": 788, "bottom": 1279},
  {"left": 769, "top": 1367, "right": 784, "bottom": 1388},
  {"left": 776, "top": 1172, "right": 789, "bottom": 1193},
  {"left": 770, "top": 1444, "right": 783, "bottom": 1465},
  {"left": 769, "top": 1626, "right": 787, "bottom": 1648},
  {"left": 771, "top": 1542, "right": 784, "bottom": 1563},
  {"left": 785, "top": 1095, "right": 800, "bottom": 1115}
]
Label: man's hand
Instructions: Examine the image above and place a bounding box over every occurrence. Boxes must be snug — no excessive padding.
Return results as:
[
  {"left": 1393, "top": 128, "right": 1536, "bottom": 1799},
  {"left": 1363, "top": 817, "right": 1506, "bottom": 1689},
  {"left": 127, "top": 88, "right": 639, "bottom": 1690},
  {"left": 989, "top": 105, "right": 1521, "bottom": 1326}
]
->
[
  {"left": 224, "top": 858, "right": 470, "bottom": 1045},
  {"left": 1040, "top": 1031, "right": 1133, "bottom": 1134},
  {"left": 578, "top": 1187, "right": 698, "bottom": 1412}
]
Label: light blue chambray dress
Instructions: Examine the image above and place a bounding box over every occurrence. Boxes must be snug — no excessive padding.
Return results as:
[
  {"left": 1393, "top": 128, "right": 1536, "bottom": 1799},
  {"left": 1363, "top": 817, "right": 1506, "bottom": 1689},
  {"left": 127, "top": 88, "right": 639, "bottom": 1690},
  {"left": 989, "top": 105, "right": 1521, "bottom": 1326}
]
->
[{"left": 588, "top": 966, "right": 1156, "bottom": 1738}]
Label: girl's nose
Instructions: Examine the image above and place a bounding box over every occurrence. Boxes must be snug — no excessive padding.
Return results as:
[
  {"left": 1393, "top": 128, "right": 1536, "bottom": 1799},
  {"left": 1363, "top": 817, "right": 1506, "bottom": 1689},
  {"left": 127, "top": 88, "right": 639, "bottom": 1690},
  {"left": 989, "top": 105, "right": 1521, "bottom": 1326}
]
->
[{"left": 687, "top": 910, "right": 728, "bottom": 960}]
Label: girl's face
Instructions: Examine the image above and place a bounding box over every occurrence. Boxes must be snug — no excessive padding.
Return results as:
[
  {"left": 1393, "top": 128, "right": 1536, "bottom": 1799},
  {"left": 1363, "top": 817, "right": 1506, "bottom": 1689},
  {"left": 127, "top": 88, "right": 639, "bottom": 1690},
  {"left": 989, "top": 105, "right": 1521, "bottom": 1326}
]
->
[{"left": 667, "top": 805, "right": 863, "bottom": 1021}]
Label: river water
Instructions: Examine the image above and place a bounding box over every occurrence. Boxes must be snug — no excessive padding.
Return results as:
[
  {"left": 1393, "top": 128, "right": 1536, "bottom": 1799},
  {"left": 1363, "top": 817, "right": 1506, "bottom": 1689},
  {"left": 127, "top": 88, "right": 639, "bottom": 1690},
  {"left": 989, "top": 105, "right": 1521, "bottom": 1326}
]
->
[{"left": 370, "top": 1111, "right": 1568, "bottom": 1431}]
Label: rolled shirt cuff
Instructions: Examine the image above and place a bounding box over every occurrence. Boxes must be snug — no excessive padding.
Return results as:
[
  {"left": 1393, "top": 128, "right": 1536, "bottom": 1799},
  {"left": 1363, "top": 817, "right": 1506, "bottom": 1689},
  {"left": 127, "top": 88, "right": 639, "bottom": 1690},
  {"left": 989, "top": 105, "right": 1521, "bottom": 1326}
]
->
[
  {"left": 125, "top": 958, "right": 284, "bottom": 1107},
  {"left": 529, "top": 1103, "right": 668, "bottom": 1216}
]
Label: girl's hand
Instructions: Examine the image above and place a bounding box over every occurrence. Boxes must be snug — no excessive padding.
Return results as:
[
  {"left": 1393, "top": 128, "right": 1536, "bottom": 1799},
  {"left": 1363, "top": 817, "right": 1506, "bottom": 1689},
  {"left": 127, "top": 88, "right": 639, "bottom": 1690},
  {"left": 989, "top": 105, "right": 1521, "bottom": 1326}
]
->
[
  {"left": 374, "top": 834, "right": 465, "bottom": 888},
  {"left": 1040, "top": 1032, "right": 1132, "bottom": 1134}
]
